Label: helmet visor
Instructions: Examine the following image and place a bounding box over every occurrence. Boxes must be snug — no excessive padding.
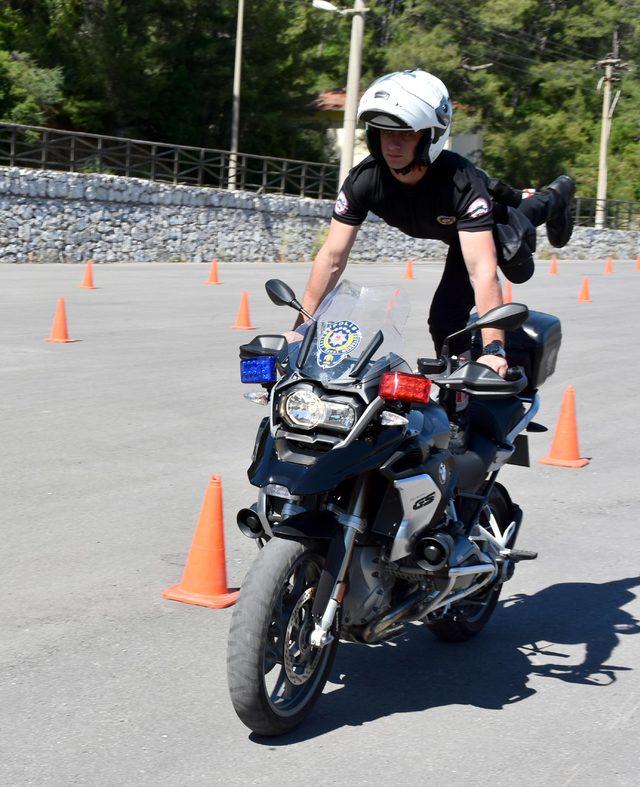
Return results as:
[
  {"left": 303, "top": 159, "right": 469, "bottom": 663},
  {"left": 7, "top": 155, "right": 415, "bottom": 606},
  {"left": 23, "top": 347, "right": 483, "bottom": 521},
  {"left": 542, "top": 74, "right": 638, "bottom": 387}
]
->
[{"left": 359, "top": 110, "right": 412, "bottom": 130}]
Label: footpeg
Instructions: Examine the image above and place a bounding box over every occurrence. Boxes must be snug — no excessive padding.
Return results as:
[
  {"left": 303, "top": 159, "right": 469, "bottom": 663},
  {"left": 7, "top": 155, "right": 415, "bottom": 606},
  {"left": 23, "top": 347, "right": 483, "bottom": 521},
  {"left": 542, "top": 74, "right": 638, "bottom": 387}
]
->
[{"left": 501, "top": 548, "right": 538, "bottom": 562}]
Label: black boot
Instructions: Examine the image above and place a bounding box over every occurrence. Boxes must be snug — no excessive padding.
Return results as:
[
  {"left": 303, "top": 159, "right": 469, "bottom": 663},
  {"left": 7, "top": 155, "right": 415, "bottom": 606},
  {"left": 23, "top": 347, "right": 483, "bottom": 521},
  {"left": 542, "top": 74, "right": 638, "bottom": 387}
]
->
[{"left": 544, "top": 175, "right": 576, "bottom": 248}]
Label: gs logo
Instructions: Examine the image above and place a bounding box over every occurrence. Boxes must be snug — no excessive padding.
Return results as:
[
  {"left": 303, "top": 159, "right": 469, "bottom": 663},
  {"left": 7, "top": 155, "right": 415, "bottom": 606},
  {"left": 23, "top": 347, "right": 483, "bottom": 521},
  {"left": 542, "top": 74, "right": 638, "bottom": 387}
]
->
[{"left": 413, "top": 492, "right": 436, "bottom": 510}]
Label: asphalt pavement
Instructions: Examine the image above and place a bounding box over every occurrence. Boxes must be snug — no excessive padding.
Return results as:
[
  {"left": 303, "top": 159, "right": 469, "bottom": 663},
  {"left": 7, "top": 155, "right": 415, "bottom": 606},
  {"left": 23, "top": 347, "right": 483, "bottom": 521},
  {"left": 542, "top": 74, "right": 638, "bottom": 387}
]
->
[{"left": 1, "top": 258, "right": 639, "bottom": 786}]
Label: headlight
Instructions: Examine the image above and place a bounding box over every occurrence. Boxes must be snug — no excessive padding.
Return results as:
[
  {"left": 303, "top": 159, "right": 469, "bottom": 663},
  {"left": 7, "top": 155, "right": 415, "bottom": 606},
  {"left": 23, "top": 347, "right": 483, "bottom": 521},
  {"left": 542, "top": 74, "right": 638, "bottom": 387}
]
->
[
  {"left": 279, "top": 387, "right": 356, "bottom": 432},
  {"left": 323, "top": 401, "right": 356, "bottom": 430},
  {"left": 282, "top": 389, "right": 324, "bottom": 429}
]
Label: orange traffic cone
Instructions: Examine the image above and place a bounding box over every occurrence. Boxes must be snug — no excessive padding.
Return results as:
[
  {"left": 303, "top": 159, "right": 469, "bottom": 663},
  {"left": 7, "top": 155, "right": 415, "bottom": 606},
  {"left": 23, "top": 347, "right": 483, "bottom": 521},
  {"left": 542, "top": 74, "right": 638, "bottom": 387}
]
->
[
  {"left": 403, "top": 259, "right": 415, "bottom": 280},
  {"left": 205, "top": 258, "right": 221, "bottom": 285},
  {"left": 230, "top": 291, "right": 255, "bottom": 329},
  {"left": 79, "top": 259, "right": 96, "bottom": 289},
  {"left": 549, "top": 255, "right": 559, "bottom": 275},
  {"left": 45, "top": 297, "right": 77, "bottom": 343},
  {"left": 604, "top": 256, "right": 614, "bottom": 274},
  {"left": 503, "top": 281, "right": 513, "bottom": 304},
  {"left": 577, "top": 276, "right": 591, "bottom": 302},
  {"left": 634, "top": 255, "right": 640, "bottom": 270},
  {"left": 539, "top": 386, "right": 589, "bottom": 468},
  {"left": 162, "top": 475, "right": 240, "bottom": 608}
]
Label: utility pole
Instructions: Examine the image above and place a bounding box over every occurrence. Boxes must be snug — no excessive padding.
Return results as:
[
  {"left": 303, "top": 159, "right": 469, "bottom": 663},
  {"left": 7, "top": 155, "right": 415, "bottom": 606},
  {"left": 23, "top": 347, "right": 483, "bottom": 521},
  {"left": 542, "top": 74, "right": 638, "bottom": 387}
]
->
[
  {"left": 311, "top": 0, "right": 368, "bottom": 191},
  {"left": 228, "top": 0, "right": 245, "bottom": 191},
  {"left": 595, "top": 30, "right": 621, "bottom": 229},
  {"left": 339, "top": 0, "right": 366, "bottom": 188}
]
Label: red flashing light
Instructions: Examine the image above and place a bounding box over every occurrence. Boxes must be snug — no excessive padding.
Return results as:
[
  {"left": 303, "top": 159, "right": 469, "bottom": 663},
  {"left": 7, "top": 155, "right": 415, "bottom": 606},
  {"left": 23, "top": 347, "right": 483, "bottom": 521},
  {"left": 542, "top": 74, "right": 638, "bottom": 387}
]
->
[{"left": 379, "top": 372, "right": 432, "bottom": 403}]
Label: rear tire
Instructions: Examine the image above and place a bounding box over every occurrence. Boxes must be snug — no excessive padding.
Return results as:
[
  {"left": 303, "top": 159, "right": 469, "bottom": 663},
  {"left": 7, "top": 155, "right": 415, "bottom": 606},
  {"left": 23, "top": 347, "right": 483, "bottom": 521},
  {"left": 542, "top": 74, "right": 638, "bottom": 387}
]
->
[
  {"left": 227, "top": 538, "right": 338, "bottom": 736},
  {"left": 427, "top": 486, "right": 510, "bottom": 643}
]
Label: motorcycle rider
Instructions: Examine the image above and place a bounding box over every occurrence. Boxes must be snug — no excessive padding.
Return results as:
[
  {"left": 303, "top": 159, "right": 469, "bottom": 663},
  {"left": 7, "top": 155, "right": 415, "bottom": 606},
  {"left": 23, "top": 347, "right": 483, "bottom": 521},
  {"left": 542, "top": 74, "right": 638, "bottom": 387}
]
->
[{"left": 288, "top": 68, "right": 575, "bottom": 377}]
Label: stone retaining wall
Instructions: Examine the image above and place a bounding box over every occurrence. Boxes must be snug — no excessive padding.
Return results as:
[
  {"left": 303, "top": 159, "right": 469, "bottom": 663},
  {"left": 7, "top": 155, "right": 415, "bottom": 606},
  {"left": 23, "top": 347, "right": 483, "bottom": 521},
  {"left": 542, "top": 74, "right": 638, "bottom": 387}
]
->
[{"left": 0, "top": 167, "right": 637, "bottom": 263}]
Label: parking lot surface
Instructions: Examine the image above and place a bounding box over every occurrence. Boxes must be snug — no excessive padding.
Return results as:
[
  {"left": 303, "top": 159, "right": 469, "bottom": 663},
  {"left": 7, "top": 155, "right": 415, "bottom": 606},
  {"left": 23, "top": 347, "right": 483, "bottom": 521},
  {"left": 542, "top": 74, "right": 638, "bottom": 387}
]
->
[{"left": 1, "top": 259, "right": 639, "bottom": 786}]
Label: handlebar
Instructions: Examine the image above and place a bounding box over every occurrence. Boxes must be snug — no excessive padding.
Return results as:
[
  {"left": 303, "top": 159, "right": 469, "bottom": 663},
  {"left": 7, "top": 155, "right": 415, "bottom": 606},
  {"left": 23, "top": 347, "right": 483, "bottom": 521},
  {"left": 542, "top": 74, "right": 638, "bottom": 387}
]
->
[
  {"left": 416, "top": 357, "right": 529, "bottom": 397},
  {"left": 505, "top": 365, "right": 526, "bottom": 383}
]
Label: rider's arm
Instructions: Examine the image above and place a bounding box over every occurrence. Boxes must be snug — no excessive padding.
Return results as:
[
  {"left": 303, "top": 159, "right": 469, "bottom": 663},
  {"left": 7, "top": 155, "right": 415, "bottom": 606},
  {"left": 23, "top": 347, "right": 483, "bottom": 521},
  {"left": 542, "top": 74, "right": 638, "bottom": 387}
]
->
[
  {"left": 458, "top": 229, "right": 508, "bottom": 376},
  {"left": 292, "top": 219, "right": 360, "bottom": 330}
]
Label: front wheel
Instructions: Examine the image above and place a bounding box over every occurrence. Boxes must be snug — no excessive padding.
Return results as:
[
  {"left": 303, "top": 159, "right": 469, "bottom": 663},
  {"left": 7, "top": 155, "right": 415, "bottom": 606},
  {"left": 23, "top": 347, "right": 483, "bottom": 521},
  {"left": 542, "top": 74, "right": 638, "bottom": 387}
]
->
[{"left": 227, "top": 538, "right": 338, "bottom": 736}]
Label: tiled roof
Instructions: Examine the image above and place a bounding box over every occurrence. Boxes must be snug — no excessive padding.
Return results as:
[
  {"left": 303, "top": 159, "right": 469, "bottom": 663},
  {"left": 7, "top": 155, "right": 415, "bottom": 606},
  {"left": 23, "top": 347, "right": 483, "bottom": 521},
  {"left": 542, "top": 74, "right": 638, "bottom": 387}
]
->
[{"left": 314, "top": 89, "right": 348, "bottom": 111}]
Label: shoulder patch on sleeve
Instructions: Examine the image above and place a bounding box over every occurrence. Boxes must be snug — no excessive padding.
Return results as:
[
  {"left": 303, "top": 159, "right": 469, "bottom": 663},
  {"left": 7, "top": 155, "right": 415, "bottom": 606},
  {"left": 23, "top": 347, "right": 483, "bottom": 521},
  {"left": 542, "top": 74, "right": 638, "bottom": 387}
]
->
[
  {"left": 334, "top": 190, "right": 349, "bottom": 216},
  {"left": 466, "top": 197, "right": 490, "bottom": 219}
]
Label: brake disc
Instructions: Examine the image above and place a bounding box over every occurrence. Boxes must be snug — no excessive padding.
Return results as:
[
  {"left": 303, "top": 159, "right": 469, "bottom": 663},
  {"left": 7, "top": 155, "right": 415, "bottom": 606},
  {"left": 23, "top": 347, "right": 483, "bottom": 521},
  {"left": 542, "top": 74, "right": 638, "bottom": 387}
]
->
[{"left": 283, "top": 586, "right": 323, "bottom": 686}]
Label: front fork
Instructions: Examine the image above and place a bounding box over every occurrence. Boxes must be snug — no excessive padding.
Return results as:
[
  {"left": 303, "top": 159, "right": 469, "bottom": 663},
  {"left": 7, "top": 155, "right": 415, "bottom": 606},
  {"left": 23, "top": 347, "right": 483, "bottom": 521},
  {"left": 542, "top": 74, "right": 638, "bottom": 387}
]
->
[{"left": 309, "top": 476, "right": 368, "bottom": 648}]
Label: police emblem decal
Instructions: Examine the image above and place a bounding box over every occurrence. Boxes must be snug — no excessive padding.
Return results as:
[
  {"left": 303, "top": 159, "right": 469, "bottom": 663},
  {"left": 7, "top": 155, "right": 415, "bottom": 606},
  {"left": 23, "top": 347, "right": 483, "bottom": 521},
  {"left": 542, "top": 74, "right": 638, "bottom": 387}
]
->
[
  {"left": 317, "top": 320, "right": 362, "bottom": 369},
  {"left": 334, "top": 191, "right": 349, "bottom": 216},
  {"left": 466, "top": 197, "right": 490, "bottom": 219}
]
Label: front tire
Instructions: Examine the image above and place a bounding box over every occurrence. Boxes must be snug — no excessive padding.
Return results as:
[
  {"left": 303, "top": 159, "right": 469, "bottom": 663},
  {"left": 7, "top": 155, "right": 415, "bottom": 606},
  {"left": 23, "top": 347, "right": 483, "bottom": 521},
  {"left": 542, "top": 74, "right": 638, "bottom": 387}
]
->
[{"left": 227, "top": 538, "right": 338, "bottom": 736}]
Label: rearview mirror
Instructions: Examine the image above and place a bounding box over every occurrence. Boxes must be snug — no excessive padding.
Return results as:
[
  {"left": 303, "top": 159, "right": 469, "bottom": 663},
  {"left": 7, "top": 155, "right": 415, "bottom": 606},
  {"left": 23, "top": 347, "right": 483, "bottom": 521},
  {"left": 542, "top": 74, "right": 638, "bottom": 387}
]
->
[
  {"left": 265, "top": 279, "right": 297, "bottom": 307},
  {"left": 472, "top": 303, "right": 529, "bottom": 332},
  {"left": 442, "top": 302, "right": 529, "bottom": 359}
]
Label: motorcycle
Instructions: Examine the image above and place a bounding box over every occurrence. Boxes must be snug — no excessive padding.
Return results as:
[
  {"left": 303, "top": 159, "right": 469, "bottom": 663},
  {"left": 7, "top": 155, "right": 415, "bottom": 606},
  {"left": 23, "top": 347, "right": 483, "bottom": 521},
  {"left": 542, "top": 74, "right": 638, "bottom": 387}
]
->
[{"left": 227, "top": 278, "right": 561, "bottom": 736}]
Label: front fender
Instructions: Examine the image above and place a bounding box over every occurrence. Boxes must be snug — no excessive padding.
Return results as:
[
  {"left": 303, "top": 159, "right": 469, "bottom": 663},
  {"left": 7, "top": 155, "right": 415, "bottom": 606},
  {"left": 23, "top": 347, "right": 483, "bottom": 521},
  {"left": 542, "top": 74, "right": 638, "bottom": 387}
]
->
[{"left": 270, "top": 509, "right": 340, "bottom": 541}]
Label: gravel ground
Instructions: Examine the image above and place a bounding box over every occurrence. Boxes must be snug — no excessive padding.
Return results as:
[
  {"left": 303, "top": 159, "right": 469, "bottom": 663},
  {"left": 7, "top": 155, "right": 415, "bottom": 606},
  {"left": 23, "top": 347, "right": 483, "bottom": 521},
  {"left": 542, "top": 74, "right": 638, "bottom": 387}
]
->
[{"left": 1, "top": 258, "right": 639, "bottom": 786}]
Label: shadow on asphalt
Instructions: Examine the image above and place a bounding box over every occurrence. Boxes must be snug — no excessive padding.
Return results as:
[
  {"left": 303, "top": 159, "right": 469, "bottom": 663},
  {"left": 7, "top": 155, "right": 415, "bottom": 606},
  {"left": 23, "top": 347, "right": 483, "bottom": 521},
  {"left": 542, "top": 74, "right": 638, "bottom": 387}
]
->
[{"left": 251, "top": 576, "right": 640, "bottom": 744}]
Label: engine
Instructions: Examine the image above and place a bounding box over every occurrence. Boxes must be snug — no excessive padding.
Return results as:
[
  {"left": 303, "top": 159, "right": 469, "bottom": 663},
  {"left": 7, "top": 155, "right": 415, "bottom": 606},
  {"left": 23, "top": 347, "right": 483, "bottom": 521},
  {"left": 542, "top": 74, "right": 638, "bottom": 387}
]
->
[{"left": 341, "top": 546, "right": 394, "bottom": 627}]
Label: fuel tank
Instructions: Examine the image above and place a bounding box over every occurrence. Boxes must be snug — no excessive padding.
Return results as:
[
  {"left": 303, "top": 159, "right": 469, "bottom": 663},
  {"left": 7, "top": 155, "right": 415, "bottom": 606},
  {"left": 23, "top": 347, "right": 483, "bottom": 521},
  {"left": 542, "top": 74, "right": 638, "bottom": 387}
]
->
[
  {"left": 370, "top": 447, "right": 455, "bottom": 554},
  {"left": 368, "top": 401, "right": 454, "bottom": 557},
  {"left": 408, "top": 400, "right": 450, "bottom": 452}
]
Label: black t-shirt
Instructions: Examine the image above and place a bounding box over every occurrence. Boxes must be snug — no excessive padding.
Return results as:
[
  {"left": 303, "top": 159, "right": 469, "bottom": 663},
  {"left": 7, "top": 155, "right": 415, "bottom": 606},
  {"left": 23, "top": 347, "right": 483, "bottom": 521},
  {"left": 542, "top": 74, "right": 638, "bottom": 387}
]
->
[{"left": 332, "top": 150, "right": 494, "bottom": 243}]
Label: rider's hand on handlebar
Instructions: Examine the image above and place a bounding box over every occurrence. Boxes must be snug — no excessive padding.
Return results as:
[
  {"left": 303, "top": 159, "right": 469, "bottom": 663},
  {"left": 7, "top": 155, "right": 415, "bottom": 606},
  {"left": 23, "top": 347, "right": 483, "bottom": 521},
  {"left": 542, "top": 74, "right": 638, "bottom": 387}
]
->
[{"left": 477, "top": 354, "right": 508, "bottom": 378}]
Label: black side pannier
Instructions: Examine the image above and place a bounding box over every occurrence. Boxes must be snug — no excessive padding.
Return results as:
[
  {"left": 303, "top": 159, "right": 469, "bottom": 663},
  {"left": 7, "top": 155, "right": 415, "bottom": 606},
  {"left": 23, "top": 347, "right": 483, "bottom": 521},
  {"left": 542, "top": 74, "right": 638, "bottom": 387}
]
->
[{"left": 472, "top": 310, "right": 562, "bottom": 391}]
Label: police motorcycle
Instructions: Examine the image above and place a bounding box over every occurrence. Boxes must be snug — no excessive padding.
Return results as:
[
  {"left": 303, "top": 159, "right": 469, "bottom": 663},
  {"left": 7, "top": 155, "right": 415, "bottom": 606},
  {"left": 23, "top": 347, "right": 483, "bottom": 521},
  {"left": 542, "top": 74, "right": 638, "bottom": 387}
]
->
[{"left": 227, "top": 278, "right": 561, "bottom": 736}]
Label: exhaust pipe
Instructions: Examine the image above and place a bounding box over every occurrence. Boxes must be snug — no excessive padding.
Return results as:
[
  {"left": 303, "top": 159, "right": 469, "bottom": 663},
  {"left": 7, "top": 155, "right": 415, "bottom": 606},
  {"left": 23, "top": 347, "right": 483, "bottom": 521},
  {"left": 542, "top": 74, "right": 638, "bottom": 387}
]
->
[
  {"left": 362, "top": 587, "right": 437, "bottom": 643},
  {"left": 237, "top": 506, "right": 266, "bottom": 540},
  {"left": 362, "top": 563, "right": 497, "bottom": 643}
]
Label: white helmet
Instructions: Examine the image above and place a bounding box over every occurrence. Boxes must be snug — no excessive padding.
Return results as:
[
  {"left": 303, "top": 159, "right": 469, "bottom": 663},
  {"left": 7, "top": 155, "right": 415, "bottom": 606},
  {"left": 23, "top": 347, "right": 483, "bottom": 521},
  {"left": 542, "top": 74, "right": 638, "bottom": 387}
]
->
[{"left": 357, "top": 69, "right": 452, "bottom": 170}]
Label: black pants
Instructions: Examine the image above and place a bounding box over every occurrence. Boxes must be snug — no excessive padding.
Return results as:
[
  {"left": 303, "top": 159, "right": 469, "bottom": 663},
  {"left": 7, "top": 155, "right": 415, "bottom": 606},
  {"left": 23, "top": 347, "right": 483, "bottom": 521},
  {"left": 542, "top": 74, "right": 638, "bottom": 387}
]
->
[{"left": 428, "top": 192, "right": 553, "bottom": 355}]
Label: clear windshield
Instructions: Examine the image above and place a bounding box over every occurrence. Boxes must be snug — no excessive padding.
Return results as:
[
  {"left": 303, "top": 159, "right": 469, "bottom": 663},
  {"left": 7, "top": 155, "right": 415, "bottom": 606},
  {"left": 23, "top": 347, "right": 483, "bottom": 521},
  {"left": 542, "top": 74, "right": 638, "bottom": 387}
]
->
[{"left": 299, "top": 280, "right": 410, "bottom": 383}]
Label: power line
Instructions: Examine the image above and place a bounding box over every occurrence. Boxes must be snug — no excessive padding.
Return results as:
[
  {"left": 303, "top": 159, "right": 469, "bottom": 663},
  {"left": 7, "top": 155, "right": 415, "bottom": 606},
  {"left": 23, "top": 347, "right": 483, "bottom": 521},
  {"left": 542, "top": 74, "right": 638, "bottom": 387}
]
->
[
  {"left": 448, "top": 7, "right": 599, "bottom": 64},
  {"left": 456, "top": 38, "right": 591, "bottom": 80},
  {"left": 462, "top": 20, "right": 593, "bottom": 63},
  {"left": 449, "top": 7, "right": 640, "bottom": 84},
  {"left": 499, "top": 28, "right": 597, "bottom": 62},
  {"left": 459, "top": 51, "right": 532, "bottom": 78},
  {"left": 481, "top": 43, "right": 589, "bottom": 73}
]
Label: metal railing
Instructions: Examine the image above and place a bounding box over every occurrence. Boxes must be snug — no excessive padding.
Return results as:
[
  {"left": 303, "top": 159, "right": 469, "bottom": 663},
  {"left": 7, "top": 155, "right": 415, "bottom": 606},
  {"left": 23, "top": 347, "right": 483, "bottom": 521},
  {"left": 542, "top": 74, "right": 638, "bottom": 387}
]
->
[
  {"left": 0, "top": 122, "right": 338, "bottom": 200},
  {"left": 2, "top": 122, "right": 640, "bottom": 228},
  {"left": 573, "top": 196, "right": 640, "bottom": 231}
]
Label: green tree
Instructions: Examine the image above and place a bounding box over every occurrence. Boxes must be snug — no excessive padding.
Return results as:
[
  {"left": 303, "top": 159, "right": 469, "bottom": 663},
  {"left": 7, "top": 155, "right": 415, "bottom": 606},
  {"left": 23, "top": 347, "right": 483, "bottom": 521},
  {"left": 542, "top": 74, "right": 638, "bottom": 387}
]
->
[
  {"left": 376, "top": 0, "right": 640, "bottom": 197},
  {"left": 1, "top": 0, "right": 639, "bottom": 197},
  {"left": 0, "top": 49, "right": 63, "bottom": 124}
]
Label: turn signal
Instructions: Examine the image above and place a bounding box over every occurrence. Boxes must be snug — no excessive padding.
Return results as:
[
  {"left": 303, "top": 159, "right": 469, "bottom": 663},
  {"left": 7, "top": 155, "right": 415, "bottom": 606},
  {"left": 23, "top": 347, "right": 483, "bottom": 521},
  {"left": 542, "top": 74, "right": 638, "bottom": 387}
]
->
[{"left": 379, "top": 372, "right": 431, "bottom": 403}]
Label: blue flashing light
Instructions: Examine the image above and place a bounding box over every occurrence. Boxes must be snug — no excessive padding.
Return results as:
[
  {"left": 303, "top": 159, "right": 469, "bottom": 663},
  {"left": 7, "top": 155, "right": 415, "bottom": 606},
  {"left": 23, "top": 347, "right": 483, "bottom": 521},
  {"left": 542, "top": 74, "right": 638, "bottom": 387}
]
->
[{"left": 241, "top": 356, "right": 277, "bottom": 384}]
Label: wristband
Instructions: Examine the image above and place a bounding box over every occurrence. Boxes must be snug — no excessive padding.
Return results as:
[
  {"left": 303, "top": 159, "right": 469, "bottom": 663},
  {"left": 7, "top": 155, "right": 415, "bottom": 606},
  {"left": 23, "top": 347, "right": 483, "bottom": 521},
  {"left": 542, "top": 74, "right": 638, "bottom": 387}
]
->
[{"left": 482, "top": 341, "right": 506, "bottom": 358}]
